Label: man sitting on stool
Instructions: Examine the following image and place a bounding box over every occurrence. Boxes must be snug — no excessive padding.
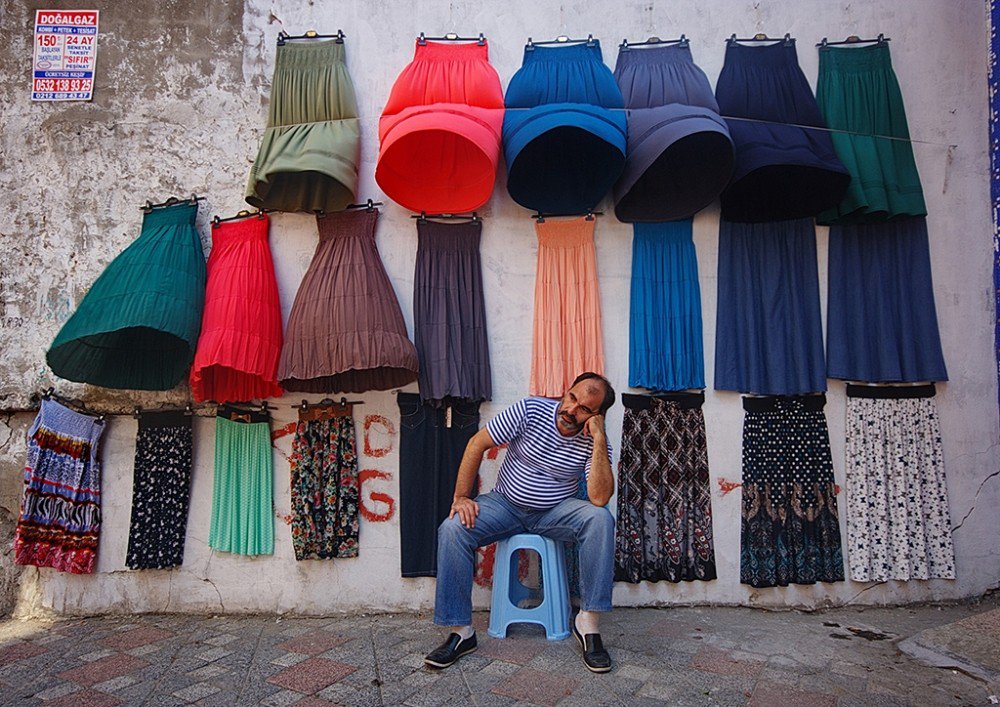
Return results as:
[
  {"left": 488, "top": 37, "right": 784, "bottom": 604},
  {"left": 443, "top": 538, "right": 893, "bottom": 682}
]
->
[{"left": 424, "top": 372, "right": 616, "bottom": 673}]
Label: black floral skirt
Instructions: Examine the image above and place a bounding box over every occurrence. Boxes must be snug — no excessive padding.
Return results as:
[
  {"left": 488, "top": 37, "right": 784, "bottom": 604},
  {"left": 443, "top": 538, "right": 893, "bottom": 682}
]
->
[
  {"left": 126, "top": 411, "right": 193, "bottom": 570},
  {"left": 289, "top": 404, "right": 360, "bottom": 560},
  {"left": 615, "top": 392, "right": 717, "bottom": 583},
  {"left": 740, "top": 395, "right": 844, "bottom": 587}
]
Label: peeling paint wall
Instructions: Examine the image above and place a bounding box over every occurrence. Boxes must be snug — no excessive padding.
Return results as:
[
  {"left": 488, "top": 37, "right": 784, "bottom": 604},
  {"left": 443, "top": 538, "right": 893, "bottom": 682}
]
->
[{"left": 0, "top": 0, "right": 997, "bottom": 616}]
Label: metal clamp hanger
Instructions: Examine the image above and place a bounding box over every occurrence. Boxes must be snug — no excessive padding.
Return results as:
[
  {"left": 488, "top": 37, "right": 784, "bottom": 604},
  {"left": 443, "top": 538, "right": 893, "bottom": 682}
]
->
[
  {"left": 817, "top": 33, "right": 889, "bottom": 48},
  {"left": 344, "top": 199, "right": 383, "bottom": 211},
  {"left": 727, "top": 32, "right": 794, "bottom": 46},
  {"left": 532, "top": 210, "right": 601, "bottom": 223},
  {"left": 620, "top": 34, "right": 689, "bottom": 50},
  {"left": 212, "top": 208, "right": 270, "bottom": 227},
  {"left": 411, "top": 211, "right": 481, "bottom": 223},
  {"left": 526, "top": 34, "right": 596, "bottom": 50},
  {"left": 278, "top": 29, "right": 345, "bottom": 45},
  {"left": 142, "top": 193, "right": 204, "bottom": 212},
  {"left": 418, "top": 31, "right": 486, "bottom": 45}
]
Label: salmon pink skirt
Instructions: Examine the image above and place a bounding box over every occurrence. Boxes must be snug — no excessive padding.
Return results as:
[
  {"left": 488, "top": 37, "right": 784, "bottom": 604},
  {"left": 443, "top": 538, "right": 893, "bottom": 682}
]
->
[{"left": 530, "top": 216, "right": 605, "bottom": 397}]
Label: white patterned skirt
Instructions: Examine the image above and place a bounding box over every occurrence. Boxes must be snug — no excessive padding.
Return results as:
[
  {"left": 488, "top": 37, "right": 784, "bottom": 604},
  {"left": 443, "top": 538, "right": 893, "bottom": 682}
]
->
[{"left": 845, "top": 384, "right": 955, "bottom": 581}]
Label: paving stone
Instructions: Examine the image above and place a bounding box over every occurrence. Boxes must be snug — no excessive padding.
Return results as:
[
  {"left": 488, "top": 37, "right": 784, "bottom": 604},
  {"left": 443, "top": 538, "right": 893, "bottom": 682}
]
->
[
  {"left": 490, "top": 666, "right": 577, "bottom": 706},
  {"left": 92, "top": 675, "right": 139, "bottom": 692},
  {"left": 195, "top": 646, "right": 234, "bottom": 662},
  {"left": 476, "top": 637, "right": 547, "bottom": 665},
  {"left": 267, "top": 658, "right": 358, "bottom": 695},
  {"left": 127, "top": 643, "right": 165, "bottom": 657},
  {"left": 748, "top": 680, "right": 838, "bottom": 707},
  {"left": 689, "top": 646, "right": 765, "bottom": 677},
  {"left": 171, "top": 681, "right": 221, "bottom": 702},
  {"left": 99, "top": 626, "right": 175, "bottom": 651},
  {"left": 261, "top": 689, "right": 308, "bottom": 706},
  {"left": 202, "top": 633, "right": 240, "bottom": 647},
  {"left": 187, "top": 664, "right": 230, "bottom": 681},
  {"left": 57, "top": 653, "right": 150, "bottom": 687},
  {"left": 32, "top": 681, "right": 83, "bottom": 700},
  {"left": 0, "top": 640, "right": 47, "bottom": 665},
  {"left": 43, "top": 690, "right": 125, "bottom": 706},
  {"left": 77, "top": 649, "right": 118, "bottom": 662},
  {"left": 277, "top": 631, "right": 353, "bottom": 656}
]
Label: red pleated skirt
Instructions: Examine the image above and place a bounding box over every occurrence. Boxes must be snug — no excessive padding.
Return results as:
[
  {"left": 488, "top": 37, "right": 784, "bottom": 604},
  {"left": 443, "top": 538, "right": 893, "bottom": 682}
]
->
[
  {"left": 377, "top": 40, "right": 504, "bottom": 212},
  {"left": 190, "top": 215, "right": 283, "bottom": 403}
]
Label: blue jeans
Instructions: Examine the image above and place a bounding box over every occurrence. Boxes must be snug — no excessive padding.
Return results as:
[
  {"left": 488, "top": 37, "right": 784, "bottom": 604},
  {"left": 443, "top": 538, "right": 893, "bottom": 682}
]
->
[{"left": 434, "top": 491, "right": 615, "bottom": 626}]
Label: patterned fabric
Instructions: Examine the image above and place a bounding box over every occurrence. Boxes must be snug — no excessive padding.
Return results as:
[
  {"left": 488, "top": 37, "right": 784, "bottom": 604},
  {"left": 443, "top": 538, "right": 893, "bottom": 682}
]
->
[
  {"left": 740, "top": 395, "right": 844, "bottom": 587},
  {"left": 14, "top": 399, "right": 105, "bottom": 574},
  {"left": 126, "top": 411, "right": 193, "bottom": 570},
  {"left": 993, "top": 0, "right": 1000, "bottom": 416},
  {"left": 615, "top": 393, "right": 716, "bottom": 583},
  {"left": 845, "top": 385, "right": 955, "bottom": 581},
  {"left": 289, "top": 406, "right": 360, "bottom": 560}
]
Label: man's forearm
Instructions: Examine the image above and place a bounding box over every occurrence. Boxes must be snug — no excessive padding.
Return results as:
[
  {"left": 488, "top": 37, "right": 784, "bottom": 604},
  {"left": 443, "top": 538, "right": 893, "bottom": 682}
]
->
[
  {"left": 587, "top": 434, "right": 613, "bottom": 506},
  {"left": 452, "top": 427, "right": 495, "bottom": 500}
]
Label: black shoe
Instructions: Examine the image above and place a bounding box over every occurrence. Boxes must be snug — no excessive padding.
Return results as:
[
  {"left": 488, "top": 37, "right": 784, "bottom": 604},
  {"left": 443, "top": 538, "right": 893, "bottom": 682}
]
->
[
  {"left": 572, "top": 623, "right": 612, "bottom": 673},
  {"left": 423, "top": 632, "right": 477, "bottom": 669}
]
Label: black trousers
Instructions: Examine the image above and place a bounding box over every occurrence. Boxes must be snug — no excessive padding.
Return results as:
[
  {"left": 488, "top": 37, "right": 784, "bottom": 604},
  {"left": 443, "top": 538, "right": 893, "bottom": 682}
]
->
[{"left": 397, "top": 394, "right": 481, "bottom": 577}]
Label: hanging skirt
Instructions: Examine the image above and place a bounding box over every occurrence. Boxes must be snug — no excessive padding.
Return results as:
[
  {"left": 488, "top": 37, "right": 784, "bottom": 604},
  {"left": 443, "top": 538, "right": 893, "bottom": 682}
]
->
[
  {"left": 47, "top": 202, "right": 206, "bottom": 390},
  {"left": 530, "top": 216, "right": 605, "bottom": 397},
  {"left": 246, "top": 40, "right": 360, "bottom": 213},
  {"left": 278, "top": 209, "right": 419, "bottom": 393},
  {"left": 740, "top": 395, "right": 844, "bottom": 587},
  {"left": 845, "top": 384, "right": 955, "bottom": 581},
  {"left": 827, "top": 217, "right": 948, "bottom": 383},
  {"left": 14, "top": 399, "right": 105, "bottom": 574},
  {"left": 290, "top": 403, "right": 360, "bottom": 561},
  {"left": 377, "top": 41, "right": 504, "bottom": 212},
  {"left": 398, "top": 394, "right": 481, "bottom": 576},
  {"left": 629, "top": 220, "right": 704, "bottom": 391},
  {"left": 209, "top": 405, "right": 274, "bottom": 556},
  {"left": 126, "top": 410, "right": 193, "bottom": 570},
  {"left": 414, "top": 219, "right": 492, "bottom": 403},
  {"left": 190, "top": 214, "right": 283, "bottom": 403},
  {"left": 715, "top": 218, "right": 826, "bottom": 395},
  {"left": 503, "top": 41, "right": 627, "bottom": 213},
  {"left": 615, "top": 393, "right": 716, "bottom": 583},
  {"left": 715, "top": 41, "right": 850, "bottom": 222},
  {"left": 817, "top": 43, "right": 926, "bottom": 225},
  {"left": 612, "top": 44, "right": 734, "bottom": 221}
]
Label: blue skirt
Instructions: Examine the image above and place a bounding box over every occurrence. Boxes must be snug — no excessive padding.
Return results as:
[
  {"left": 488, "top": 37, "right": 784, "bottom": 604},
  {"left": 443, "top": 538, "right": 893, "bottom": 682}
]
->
[
  {"left": 715, "top": 41, "right": 849, "bottom": 222},
  {"left": 827, "top": 217, "right": 947, "bottom": 382},
  {"left": 629, "top": 220, "right": 704, "bottom": 391},
  {"left": 503, "top": 41, "right": 626, "bottom": 213},
  {"left": 715, "top": 218, "right": 826, "bottom": 395},
  {"left": 613, "top": 44, "right": 734, "bottom": 222}
]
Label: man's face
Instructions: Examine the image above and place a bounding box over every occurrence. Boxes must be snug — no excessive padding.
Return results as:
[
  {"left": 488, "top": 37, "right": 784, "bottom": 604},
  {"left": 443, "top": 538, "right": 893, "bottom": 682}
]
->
[{"left": 556, "top": 380, "right": 605, "bottom": 435}]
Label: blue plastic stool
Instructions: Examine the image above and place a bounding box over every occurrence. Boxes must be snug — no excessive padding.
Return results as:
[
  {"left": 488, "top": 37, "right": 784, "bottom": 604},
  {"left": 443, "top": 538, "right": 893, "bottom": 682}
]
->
[{"left": 487, "top": 533, "right": 571, "bottom": 640}]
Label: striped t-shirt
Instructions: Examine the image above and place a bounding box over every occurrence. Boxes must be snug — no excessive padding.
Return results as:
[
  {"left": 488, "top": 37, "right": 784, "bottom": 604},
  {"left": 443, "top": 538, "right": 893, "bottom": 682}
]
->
[{"left": 487, "top": 397, "right": 611, "bottom": 509}]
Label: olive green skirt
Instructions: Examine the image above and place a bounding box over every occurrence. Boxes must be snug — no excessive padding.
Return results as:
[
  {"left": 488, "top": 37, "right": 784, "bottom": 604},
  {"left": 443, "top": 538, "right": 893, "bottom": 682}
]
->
[
  {"left": 246, "top": 40, "right": 360, "bottom": 213},
  {"left": 816, "top": 43, "right": 926, "bottom": 225}
]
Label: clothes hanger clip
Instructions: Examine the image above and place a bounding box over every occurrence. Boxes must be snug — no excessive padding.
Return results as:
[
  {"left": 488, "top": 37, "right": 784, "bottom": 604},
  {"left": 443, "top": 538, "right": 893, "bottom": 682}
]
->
[
  {"left": 133, "top": 406, "right": 142, "bottom": 420},
  {"left": 526, "top": 37, "right": 535, "bottom": 50},
  {"left": 471, "top": 212, "right": 479, "bottom": 222},
  {"left": 259, "top": 401, "right": 269, "bottom": 413},
  {"left": 877, "top": 33, "right": 886, "bottom": 44},
  {"left": 314, "top": 209, "right": 326, "bottom": 219},
  {"left": 338, "top": 397, "right": 349, "bottom": 410},
  {"left": 619, "top": 37, "right": 629, "bottom": 50},
  {"left": 300, "top": 399, "right": 309, "bottom": 411},
  {"left": 188, "top": 193, "right": 199, "bottom": 205},
  {"left": 783, "top": 33, "right": 793, "bottom": 45},
  {"left": 753, "top": 33, "right": 768, "bottom": 41},
  {"left": 185, "top": 404, "right": 193, "bottom": 416},
  {"left": 43, "top": 387, "right": 55, "bottom": 400},
  {"left": 477, "top": 32, "right": 485, "bottom": 45},
  {"left": 679, "top": 34, "right": 689, "bottom": 47},
  {"left": 418, "top": 31, "right": 426, "bottom": 45},
  {"left": 585, "top": 211, "right": 594, "bottom": 221},
  {"left": 586, "top": 34, "right": 595, "bottom": 46},
  {"left": 366, "top": 198, "right": 374, "bottom": 211}
]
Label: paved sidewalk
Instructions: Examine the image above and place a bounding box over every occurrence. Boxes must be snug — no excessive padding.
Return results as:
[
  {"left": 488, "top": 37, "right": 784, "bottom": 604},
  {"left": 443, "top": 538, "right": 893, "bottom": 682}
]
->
[{"left": 0, "top": 594, "right": 997, "bottom": 706}]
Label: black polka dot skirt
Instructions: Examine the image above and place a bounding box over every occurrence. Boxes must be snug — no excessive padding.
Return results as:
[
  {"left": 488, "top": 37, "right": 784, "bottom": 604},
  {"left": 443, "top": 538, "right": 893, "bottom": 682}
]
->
[
  {"left": 126, "top": 411, "right": 194, "bottom": 570},
  {"left": 740, "top": 395, "right": 844, "bottom": 587}
]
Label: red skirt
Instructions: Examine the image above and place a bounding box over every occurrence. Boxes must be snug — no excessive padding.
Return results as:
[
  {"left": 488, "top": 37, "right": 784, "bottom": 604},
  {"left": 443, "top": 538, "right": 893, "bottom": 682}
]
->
[
  {"left": 190, "top": 215, "right": 283, "bottom": 402},
  {"left": 377, "top": 40, "right": 504, "bottom": 212}
]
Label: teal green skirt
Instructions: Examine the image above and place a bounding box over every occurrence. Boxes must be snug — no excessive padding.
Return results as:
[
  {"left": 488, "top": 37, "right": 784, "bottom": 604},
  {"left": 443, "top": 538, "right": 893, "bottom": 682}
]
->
[
  {"left": 209, "top": 409, "right": 274, "bottom": 556},
  {"left": 46, "top": 202, "right": 206, "bottom": 390},
  {"left": 816, "top": 43, "right": 926, "bottom": 225}
]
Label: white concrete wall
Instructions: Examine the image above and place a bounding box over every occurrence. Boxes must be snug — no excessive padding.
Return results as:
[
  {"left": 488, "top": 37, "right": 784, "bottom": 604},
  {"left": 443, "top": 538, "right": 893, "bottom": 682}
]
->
[{"left": 1, "top": 0, "right": 997, "bottom": 616}]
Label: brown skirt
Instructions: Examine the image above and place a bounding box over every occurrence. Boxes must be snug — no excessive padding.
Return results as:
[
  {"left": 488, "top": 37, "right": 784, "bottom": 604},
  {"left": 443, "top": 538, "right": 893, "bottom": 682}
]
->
[{"left": 278, "top": 209, "right": 418, "bottom": 392}]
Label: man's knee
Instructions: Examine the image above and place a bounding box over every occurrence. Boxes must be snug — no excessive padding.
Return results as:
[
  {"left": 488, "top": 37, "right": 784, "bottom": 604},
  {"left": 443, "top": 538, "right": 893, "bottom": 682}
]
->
[
  {"left": 581, "top": 504, "right": 614, "bottom": 536},
  {"left": 438, "top": 515, "right": 474, "bottom": 547}
]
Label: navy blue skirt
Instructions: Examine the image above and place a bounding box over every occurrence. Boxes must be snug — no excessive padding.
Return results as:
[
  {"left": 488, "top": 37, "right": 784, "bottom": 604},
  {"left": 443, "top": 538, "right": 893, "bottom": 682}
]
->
[
  {"left": 503, "top": 40, "right": 626, "bottom": 213},
  {"left": 715, "top": 41, "right": 850, "bottom": 222},
  {"left": 715, "top": 218, "right": 826, "bottom": 395},
  {"left": 827, "top": 217, "right": 948, "bottom": 382},
  {"left": 629, "top": 220, "right": 705, "bottom": 391},
  {"left": 613, "top": 44, "right": 734, "bottom": 222}
]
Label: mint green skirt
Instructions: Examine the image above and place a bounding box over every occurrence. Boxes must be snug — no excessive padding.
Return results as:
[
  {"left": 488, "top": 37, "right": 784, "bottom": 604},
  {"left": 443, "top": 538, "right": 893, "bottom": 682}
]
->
[{"left": 209, "top": 411, "right": 274, "bottom": 556}]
